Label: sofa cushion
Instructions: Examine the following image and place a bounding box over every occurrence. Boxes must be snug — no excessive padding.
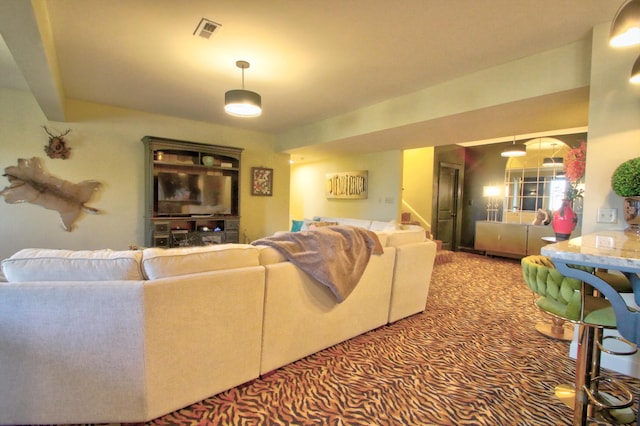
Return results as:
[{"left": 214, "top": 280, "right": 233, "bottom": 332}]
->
[
  {"left": 369, "top": 220, "right": 398, "bottom": 232},
  {"left": 384, "top": 228, "right": 427, "bottom": 247},
  {"left": 307, "top": 221, "right": 338, "bottom": 229},
  {"left": 1, "top": 248, "right": 144, "bottom": 282},
  {"left": 142, "top": 244, "right": 260, "bottom": 279},
  {"left": 374, "top": 231, "right": 390, "bottom": 247},
  {"left": 300, "top": 218, "right": 318, "bottom": 231},
  {"left": 315, "top": 217, "right": 372, "bottom": 229},
  {"left": 290, "top": 219, "right": 304, "bottom": 232},
  {"left": 256, "top": 246, "right": 288, "bottom": 265}
]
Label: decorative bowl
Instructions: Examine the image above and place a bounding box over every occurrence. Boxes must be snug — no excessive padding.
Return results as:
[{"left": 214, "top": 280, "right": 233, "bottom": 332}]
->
[{"left": 202, "top": 156, "right": 215, "bottom": 166}]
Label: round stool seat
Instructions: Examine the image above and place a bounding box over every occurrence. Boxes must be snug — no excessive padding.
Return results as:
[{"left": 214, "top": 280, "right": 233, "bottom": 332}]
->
[{"left": 522, "top": 255, "right": 618, "bottom": 327}]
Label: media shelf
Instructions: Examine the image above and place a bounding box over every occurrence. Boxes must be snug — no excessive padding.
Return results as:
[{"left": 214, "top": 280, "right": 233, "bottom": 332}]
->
[
  {"left": 151, "top": 217, "right": 239, "bottom": 248},
  {"left": 142, "top": 136, "right": 243, "bottom": 247}
]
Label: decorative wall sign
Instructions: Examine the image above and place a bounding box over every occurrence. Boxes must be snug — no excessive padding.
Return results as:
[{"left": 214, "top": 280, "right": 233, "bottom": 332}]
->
[
  {"left": 326, "top": 170, "right": 368, "bottom": 199},
  {"left": 251, "top": 167, "right": 273, "bottom": 196},
  {"left": 43, "top": 126, "right": 72, "bottom": 159},
  {"left": 0, "top": 157, "right": 100, "bottom": 231}
]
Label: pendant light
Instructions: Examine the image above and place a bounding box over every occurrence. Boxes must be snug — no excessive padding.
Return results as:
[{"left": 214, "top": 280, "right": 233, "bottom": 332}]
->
[
  {"left": 225, "top": 60, "right": 262, "bottom": 117},
  {"left": 631, "top": 54, "right": 640, "bottom": 83},
  {"left": 500, "top": 137, "right": 526, "bottom": 157},
  {"left": 610, "top": 0, "right": 640, "bottom": 47},
  {"left": 542, "top": 143, "right": 563, "bottom": 167},
  {"left": 543, "top": 157, "right": 563, "bottom": 167}
]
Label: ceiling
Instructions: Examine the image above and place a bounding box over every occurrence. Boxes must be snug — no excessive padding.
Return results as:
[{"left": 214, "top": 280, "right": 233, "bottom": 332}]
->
[{"left": 0, "top": 0, "right": 622, "bottom": 158}]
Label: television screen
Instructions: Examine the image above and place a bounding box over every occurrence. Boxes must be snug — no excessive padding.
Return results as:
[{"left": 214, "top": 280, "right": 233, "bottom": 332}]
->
[
  {"left": 157, "top": 172, "right": 201, "bottom": 202},
  {"left": 156, "top": 172, "right": 231, "bottom": 215}
]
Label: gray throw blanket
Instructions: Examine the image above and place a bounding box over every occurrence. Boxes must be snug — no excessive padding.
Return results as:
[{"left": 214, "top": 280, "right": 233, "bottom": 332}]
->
[{"left": 252, "top": 225, "right": 384, "bottom": 302}]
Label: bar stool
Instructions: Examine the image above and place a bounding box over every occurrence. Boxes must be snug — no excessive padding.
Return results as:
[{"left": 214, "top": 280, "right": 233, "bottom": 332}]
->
[{"left": 521, "top": 255, "right": 637, "bottom": 425}]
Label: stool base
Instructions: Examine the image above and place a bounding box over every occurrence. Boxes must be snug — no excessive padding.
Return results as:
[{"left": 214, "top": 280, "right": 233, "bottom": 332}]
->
[
  {"left": 554, "top": 384, "right": 635, "bottom": 425},
  {"left": 536, "top": 320, "right": 574, "bottom": 341}
]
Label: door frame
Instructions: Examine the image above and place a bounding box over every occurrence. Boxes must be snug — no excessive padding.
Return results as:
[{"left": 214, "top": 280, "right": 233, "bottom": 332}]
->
[{"left": 435, "top": 161, "right": 463, "bottom": 250}]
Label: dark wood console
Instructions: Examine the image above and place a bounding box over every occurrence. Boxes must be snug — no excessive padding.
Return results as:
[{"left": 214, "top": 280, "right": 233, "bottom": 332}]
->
[{"left": 142, "top": 136, "right": 242, "bottom": 247}]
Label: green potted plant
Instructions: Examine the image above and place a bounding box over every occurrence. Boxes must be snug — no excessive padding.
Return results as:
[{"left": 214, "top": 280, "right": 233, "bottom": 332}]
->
[{"left": 611, "top": 157, "right": 640, "bottom": 235}]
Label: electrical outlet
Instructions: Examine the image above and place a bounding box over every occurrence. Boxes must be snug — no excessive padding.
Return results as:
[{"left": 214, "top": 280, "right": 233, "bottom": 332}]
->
[
  {"left": 596, "top": 236, "right": 615, "bottom": 248},
  {"left": 597, "top": 208, "right": 617, "bottom": 223}
]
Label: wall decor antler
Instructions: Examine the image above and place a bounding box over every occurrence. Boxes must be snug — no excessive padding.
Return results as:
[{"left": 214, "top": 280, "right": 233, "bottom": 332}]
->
[
  {"left": 0, "top": 157, "right": 100, "bottom": 231},
  {"left": 43, "top": 126, "right": 72, "bottom": 159}
]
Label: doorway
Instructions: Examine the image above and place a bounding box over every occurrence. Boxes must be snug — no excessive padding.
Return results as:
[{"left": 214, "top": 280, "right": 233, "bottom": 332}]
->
[{"left": 436, "top": 162, "right": 462, "bottom": 251}]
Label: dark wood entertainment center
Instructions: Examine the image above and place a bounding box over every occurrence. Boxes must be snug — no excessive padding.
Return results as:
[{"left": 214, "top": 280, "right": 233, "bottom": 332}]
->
[{"left": 142, "top": 136, "right": 242, "bottom": 247}]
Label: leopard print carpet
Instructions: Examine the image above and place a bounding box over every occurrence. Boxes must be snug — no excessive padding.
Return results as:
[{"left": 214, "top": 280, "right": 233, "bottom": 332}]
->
[{"left": 70, "top": 252, "right": 640, "bottom": 426}]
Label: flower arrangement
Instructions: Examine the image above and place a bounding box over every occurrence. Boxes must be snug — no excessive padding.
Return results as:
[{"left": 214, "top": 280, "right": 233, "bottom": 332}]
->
[{"left": 563, "top": 141, "right": 586, "bottom": 201}]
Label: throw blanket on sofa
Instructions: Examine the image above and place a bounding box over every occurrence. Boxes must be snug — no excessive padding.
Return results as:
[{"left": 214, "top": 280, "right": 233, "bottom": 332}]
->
[{"left": 252, "top": 225, "right": 384, "bottom": 302}]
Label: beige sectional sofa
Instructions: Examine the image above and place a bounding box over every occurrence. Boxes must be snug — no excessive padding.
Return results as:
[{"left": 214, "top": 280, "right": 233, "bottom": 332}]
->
[{"left": 0, "top": 224, "right": 436, "bottom": 425}]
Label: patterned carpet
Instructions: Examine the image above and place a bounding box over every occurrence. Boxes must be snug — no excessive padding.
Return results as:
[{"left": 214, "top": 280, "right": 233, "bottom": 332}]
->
[
  {"left": 143, "top": 252, "right": 640, "bottom": 425},
  {"left": 71, "top": 253, "right": 640, "bottom": 425}
]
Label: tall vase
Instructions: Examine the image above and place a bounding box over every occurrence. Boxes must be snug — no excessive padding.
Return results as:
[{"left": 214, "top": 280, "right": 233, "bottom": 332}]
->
[
  {"left": 552, "top": 199, "right": 577, "bottom": 241},
  {"left": 623, "top": 196, "right": 640, "bottom": 236}
]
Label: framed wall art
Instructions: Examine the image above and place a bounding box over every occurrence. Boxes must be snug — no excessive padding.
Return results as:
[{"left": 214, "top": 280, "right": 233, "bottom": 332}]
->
[
  {"left": 326, "top": 170, "right": 368, "bottom": 199},
  {"left": 251, "top": 167, "right": 273, "bottom": 196}
]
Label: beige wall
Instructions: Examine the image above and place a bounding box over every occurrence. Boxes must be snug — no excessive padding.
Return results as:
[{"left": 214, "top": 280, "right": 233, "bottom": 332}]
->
[
  {"left": 289, "top": 151, "right": 402, "bottom": 225},
  {"left": 2, "top": 21, "right": 638, "bottom": 260},
  {"left": 583, "top": 23, "right": 640, "bottom": 233},
  {"left": 569, "top": 22, "right": 640, "bottom": 379},
  {"left": 0, "top": 89, "right": 290, "bottom": 259},
  {"left": 402, "top": 147, "right": 434, "bottom": 230},
  {"left": 278, "top": 40, "right": 591, "bottom": 151}
]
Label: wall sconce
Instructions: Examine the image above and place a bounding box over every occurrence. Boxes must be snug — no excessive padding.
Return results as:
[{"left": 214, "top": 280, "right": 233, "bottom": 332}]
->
[
  {"left": 610, "top": 0, "right": 640, "bottom": 47},
  {"left": 225, "top": 60, "right": 262, "bottom": 117},
  {"left": 483, "top": 185, "right": 501, "bottom": 221},
  {"left": 500, "top": 137, "right": 526, "bottom": 157}
]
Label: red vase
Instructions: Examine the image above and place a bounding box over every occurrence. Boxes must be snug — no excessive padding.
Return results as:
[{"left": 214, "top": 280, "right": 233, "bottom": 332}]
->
[{"left": 552, "top": 199, "right": 577, "bottom": 241}]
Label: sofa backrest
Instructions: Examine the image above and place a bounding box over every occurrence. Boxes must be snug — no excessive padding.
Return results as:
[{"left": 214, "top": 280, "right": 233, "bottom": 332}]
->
[
  {"left": 141, "top": 244, "right": 260, "bottom": 280},
  {"left": 1, "top": 248, "right": 144, "bottom": 282},
  {"left": 314, "top": 216, "right": 398, "bottom": 232},
  {"left": 383, "top": 228, "right": 427, "bottom": 247},
  {"left": 1, "top": 227, "right": 427, "bottom": 283},
  {"left": 255, "top": 224, "right": 428, "bottom": 266},
  {"left": 255, "top": 246, "right": 288, "bottom": 265},
  {"left": 1, "top": 244, "right": 265, "bottom": 283}
]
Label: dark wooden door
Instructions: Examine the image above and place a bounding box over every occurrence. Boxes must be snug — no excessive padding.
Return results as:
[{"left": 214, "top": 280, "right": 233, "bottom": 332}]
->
[{"left": 436, "top": 163, "right": 461, "bottom": 251}]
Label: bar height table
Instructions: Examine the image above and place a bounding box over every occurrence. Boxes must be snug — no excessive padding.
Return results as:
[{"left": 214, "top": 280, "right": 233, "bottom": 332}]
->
[{"left": 542, "top": 231, "right": 640, "bottom": 425}]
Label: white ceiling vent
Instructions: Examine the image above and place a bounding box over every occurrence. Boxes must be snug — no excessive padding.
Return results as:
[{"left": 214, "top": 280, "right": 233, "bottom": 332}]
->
[{"left": 193, "top": 18, "right": 221, "bottom": 39}]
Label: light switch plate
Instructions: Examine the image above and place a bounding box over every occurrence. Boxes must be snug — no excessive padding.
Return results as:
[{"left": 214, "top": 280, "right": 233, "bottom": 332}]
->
[{"left": 597, "top": 208, "right": 617, "bottom": 223}]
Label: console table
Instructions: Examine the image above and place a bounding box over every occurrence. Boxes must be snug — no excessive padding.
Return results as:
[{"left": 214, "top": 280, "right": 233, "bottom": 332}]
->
[
  {"left": 541, "top": 231, "right": 640, "bottom": 425},
  {"left": 474, "top": 221, "right": 574, "bottom": 258}
]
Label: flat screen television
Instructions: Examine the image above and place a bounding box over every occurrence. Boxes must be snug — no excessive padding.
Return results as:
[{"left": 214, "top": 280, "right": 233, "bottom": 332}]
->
[{"left": 156, "top": 172, "right": 232, "bottom": 215}]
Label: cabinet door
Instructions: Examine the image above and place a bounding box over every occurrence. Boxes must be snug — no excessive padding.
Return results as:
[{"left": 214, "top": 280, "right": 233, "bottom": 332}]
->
[
  {"left": 475, "top": 222, "right": 527, "bottom": 257},
  {"left": 526, "top": 225, "right": 555, "bottom": 255},
  {"left": 475, "top": 222, "right": 497, "bottom": 252},
  {"left": 495, "top": 226, "right": 527, "bottom": 256}
]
